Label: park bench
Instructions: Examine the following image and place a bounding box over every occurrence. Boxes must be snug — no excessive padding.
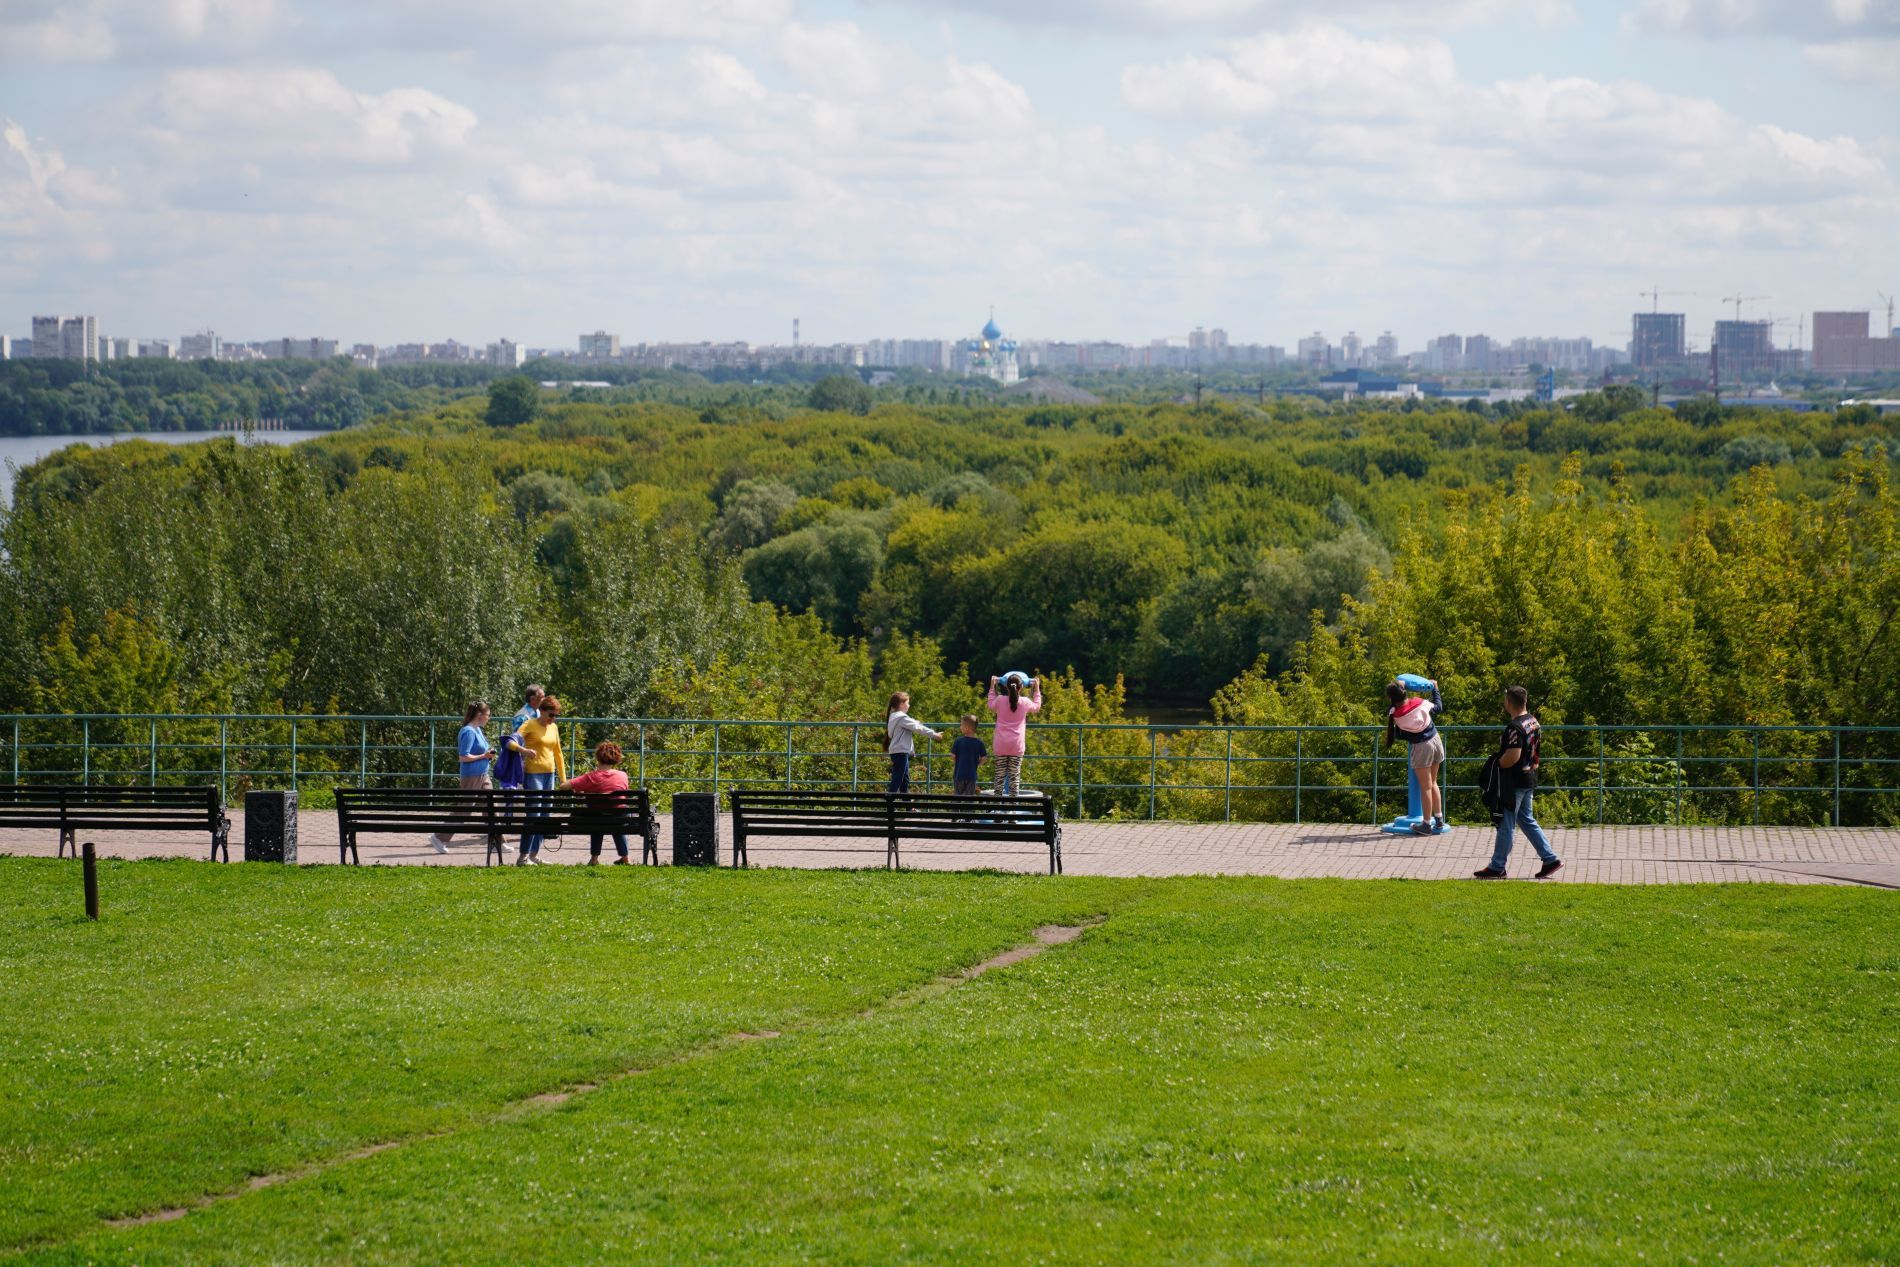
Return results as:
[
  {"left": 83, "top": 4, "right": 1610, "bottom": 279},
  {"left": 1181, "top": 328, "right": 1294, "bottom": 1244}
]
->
[
  {"left": 729, "top": 790, "right": 1063, "bottom": 874},
  {"left": 334, "top": 787, "right": 660, "bottom": 866},
  {"left": 0, "top": 784, "right": 232, "bottom": 861}
]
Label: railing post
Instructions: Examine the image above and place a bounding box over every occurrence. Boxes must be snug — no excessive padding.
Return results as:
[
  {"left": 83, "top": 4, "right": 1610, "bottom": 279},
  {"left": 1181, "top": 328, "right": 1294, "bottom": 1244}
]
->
[
  {"left": 785, "top": 722, "right": 794, "bottom": 790},
  {"left": 82, "top": 718, "right": 90, "bottom": 786},
  {"left": 1075, "top": 728, "right": 1085, "bottom": 819},
  {"left": 149, "top": 718, "right": 158, "bottom": 784},
  {"left": 426, "top": 720, "right": 435, "bottom": 788},
  {"left": 1752, "top": 729, "right": 1761, "bottom": 826},
  {"left": 359, "top": 720, "right": 368, "bottom": 785},
  {"left": 1673, "top": 728, "right": 1685, "bottom": 825},
  {"left": 712, "top": 723, "right": 721, "bottom": 806},
  {"left": 291, "top": 718, "right": 301, "bottom": 791},
  {"left": 638, "top": 723, "right": 647, "bottom": 790},
  {"left": 1595, "top": 726, "right": 1605, "bottom": 824},
  {"left": 1148, "top": 729, "right": 1158, "bottom": 822},
  {"left": 1294, "top": 728, "right": 1303, "bottom": 824},
  {"left": 1833, "top": 728, "right": 1842, "bottom": 827},
  {"left": 1223, "top": 729, "right": 1233, "bottom": 823},
  {"left": 1370, "top": 728, "right": 1380, "bottom": 825},
  {"left": 11, "top": 719, "right": 18, "bottom": 783},
  {"left": 219, "top": 718, "right": 228, "bottom": 804},
  {"left": 851, "top": 726, "right": 860, "bottom": 793}
]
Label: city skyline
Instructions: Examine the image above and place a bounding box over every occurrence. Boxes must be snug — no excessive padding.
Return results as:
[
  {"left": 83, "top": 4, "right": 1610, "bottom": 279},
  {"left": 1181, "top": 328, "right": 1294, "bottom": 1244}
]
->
[{"left": 2, "top": 2, "right": 1895, "bottom": 346}]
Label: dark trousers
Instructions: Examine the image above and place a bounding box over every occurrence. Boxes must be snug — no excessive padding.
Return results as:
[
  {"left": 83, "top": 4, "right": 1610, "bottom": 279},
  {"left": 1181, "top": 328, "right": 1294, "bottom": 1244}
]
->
[
  {"left": 589, "top": 833, "right": 630, "bottom": 859},
  {"left": 888, "top": 753, "right": 911, "bottom": 794}
]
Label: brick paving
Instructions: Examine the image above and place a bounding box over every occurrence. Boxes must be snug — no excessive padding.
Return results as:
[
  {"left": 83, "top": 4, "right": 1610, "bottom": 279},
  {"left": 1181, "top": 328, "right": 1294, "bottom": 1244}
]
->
[{"left": 3, "top": 811, "right": 1898, "bottom": 886}]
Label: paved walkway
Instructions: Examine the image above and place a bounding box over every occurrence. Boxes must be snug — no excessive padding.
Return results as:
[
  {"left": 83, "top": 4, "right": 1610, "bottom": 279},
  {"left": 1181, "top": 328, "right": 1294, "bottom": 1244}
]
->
[{"left": 3, "top": 812, "right": 1898, "bottom": 886}]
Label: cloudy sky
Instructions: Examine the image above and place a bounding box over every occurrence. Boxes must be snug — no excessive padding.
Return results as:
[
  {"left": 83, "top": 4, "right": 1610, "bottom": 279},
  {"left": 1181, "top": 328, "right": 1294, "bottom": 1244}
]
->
[{"left": 2, "top": 0, "right": 1897, "bottom": 351}]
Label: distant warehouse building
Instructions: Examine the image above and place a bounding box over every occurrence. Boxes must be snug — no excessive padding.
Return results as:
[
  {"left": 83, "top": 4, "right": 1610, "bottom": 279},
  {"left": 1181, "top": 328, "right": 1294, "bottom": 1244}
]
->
[{"left": 1813, "top": 311, "right": 1900, "bottom": 375}]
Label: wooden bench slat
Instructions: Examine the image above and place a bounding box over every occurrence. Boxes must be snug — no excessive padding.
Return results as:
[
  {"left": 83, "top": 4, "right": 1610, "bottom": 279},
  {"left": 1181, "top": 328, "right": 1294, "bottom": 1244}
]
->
[
  {"left": 0, "top": 784, "right": 231, "bottom": 861},
  {"left": 729, "top": 788, "right": 1061, "bottom": 875}
]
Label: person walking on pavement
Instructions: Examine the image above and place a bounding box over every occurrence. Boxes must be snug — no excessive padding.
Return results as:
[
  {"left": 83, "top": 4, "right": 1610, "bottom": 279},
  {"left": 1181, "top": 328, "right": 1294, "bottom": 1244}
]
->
[
  {"left": 506, "top": 694, "right": 567, "bottom": 865},
  {"left": 429, "top": 699, "right": 497, "bottom": 854},
  {"left": 1475, "top": 685, "right": 1562, "bottom": 879}
]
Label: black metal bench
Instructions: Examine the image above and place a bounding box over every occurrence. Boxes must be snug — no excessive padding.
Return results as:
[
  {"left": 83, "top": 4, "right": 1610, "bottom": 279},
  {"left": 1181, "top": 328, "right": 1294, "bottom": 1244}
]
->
[
  {"left": 730, "top": 790, "right": 1062, "bottom": 874},
  {"left": 334, "top": 787, "right": 660, "bottom": 866},
  {"left": 0, "top": 784, "right": 232, "bottom": 861}
]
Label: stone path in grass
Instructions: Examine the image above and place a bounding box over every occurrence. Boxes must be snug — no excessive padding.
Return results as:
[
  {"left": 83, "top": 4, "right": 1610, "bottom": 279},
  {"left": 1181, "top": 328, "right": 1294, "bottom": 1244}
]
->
[{"left": 3, "top": 811, "right": 1898, "bottom": 886}]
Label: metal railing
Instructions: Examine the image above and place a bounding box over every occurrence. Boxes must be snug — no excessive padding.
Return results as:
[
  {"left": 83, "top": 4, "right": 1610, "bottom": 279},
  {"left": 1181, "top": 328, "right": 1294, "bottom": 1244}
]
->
[{"left": 0, "top": 714, "right": 1895, "bottom": 828}]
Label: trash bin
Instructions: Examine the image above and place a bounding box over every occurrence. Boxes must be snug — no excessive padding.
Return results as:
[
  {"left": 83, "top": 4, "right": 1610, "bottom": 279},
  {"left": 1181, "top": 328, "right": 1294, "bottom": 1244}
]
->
[
  {"left": 244, "top": 789, "right": 298, "bottom": 863},
  {"left": 671, "top": 792, "right": 719, "bottom": 867}
]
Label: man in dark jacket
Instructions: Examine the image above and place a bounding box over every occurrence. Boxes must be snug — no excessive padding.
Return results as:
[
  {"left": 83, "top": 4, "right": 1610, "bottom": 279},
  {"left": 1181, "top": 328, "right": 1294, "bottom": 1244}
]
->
[{"left": 1474, "top": 685, "right": 1563, "bottom": 879}]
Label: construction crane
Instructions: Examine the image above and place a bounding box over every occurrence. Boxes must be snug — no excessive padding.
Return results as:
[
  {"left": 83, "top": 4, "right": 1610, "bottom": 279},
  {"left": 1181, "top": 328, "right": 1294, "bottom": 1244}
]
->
[
  {"left": 1880, "top": 292, "right": 1896, "bottom": 336},
  {"left": 1638, "top": 286, "right": 1692, "bottom": 313},
  {"left": 1723, "top": 294, "right": 1769, "bottom": 321}
]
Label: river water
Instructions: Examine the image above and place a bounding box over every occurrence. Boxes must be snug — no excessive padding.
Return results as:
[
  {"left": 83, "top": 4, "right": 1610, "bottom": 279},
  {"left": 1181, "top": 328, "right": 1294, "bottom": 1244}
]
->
[{"left": 0, "top": 430, "right": 327, "bottom": 505}]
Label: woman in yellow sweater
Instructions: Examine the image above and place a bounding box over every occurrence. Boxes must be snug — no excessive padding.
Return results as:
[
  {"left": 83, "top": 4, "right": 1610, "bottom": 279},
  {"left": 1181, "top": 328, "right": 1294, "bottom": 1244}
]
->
[{"left": 505, "top": 694, "right": 567, "bottom": 865}]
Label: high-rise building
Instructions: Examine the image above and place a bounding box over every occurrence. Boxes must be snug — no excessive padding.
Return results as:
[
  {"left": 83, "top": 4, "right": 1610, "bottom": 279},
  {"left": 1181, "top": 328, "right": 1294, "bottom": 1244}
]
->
[
  {"left": 1631, "top": 312, "right": 1686, "bottom": 368},
  {"left": 1340, "top": 331, "right": 1363, "bottom": 367},
  {"left": 487, "top": 339, "right": 527, "bottom": 368},
  {"left": 1426, "top": 334, "right": 1463, "bottom": 372},
  {"left": 1373, "top": 332, "right": 1399, "bottom": 364},
  {"left": 112, "top": 337, "right": 137, "bottom": 360},
  {"left": 1297, "top": 332, "right": 1330, "bottom": 365},
  {"left": 29, "top": 315, "right": 98, "bottom": 361},
  {"left": 261, "top": 337, "right": 338, "bottom": 359},
  {"left": 138, "top": 339, "right": 174, "bottom": 359},
  {"left": 1713, "top": 319, "right": 1775, "bottom": 379},
  {"left": 1463, "top": 334, "right": 1493, "bottom": 372},
  {"left": 578, "top": 331, "right": 620, "bottom": 360},
  {"left": 1813, "top": 311, "right": 1900, "bottom": 375},
  {"left": 0, "top": 335, "right": 13, "bottom": 360},
  {"left": 179, "top": 330, "right": 221, "bottom": 360}
]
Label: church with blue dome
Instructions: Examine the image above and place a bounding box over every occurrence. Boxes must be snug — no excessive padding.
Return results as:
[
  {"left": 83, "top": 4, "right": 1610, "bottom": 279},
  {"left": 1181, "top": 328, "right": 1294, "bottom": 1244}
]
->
[{"left": 961, "top": 308, "right": 1020, "bottom": 385}]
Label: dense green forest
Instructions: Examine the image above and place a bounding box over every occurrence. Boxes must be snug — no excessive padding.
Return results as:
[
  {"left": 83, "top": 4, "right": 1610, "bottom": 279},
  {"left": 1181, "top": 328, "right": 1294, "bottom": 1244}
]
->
[{"left": 1, "top": 389, "right": 1896, "bottom": 820}]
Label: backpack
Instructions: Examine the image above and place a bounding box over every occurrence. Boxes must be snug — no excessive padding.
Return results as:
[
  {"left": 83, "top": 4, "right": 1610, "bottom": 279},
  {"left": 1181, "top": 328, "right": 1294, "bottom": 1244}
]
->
[{"left": 1391, "top": 698, "right": 1435, "bottom": 737}]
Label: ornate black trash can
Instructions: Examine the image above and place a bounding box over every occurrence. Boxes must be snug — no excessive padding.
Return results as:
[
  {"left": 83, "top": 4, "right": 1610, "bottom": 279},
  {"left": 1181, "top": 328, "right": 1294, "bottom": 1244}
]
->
[
  {"left": 244, "top": 789, "right": 298, "bottom": 863},
  {"left": 671, "top": 792, "right": 719, "bottom": 867}
]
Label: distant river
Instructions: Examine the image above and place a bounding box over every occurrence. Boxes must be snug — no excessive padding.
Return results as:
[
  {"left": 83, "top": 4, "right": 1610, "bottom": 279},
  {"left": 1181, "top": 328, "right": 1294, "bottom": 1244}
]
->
[{"left": 0, "top": 430, "right": 327, "bottom": 506}]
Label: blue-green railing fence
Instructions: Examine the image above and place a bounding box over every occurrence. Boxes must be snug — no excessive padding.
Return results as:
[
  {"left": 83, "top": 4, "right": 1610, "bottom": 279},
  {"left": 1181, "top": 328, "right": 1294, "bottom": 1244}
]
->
[{"left": 1, "top": 714, "right": 1895, "bottom": 828}]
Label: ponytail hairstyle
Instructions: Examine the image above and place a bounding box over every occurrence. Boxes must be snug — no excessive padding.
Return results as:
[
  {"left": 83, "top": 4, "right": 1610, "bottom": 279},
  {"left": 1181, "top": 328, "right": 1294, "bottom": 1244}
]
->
[
  {"left": 1006, "top": 679, "right": 1021, "bottom": 714},
  {"left": 882, "top": 692, "right": 908, "bottom": 752},
  {"left": 463, "top": 699, "right": 489, "bottom": 725}
]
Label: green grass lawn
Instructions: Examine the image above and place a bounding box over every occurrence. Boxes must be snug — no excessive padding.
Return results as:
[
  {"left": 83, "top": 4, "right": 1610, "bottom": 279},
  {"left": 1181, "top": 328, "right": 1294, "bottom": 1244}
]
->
[{"left": 3, "top": 859, "right": 1896, "bottom": 1264}]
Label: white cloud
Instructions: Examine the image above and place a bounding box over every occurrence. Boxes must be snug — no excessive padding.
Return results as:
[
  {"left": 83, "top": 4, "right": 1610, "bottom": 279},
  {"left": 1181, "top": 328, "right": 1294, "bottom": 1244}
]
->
[
  {"left": 0, "top": 0, "right": 791, "bottom": 63},
  {"left": 870, "top": 0, "right": 1571, "bottom": 31},
  {"left": 0, "top": 0, "right": 289, "bottom": 63},
  {"left": 1625, "top": 0, "right": 1899, "bottom": 35},
  {"left": 1121, "top": 24, "right": 1889, "bottom": 207},
  {"left": 151, "top": 68, "right": 477, "bottom": 163},
  {"left": 776, "top": 22, "right": 893, "bottom": 96},
  {"left": 1805, "top": 37, "right": 1900, "bottom": 88}
]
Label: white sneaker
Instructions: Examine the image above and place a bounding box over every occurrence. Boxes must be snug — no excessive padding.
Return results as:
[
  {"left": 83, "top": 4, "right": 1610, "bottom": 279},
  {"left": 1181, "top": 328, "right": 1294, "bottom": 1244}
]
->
[{"left": 429, "top": 834, "right": 450, "bottom": 854}]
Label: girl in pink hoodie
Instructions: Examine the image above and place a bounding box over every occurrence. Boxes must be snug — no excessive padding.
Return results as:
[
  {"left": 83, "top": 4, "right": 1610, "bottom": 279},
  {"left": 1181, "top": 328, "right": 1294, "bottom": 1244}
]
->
[{"left": 985, "top": 674, "right": 1042, "bottom": 796}]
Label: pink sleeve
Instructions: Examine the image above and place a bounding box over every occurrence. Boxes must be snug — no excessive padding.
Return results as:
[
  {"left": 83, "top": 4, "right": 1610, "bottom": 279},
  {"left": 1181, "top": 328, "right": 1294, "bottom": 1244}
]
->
[{"left": 1026, "top": 696, "right": 1043, "bottom": 715}]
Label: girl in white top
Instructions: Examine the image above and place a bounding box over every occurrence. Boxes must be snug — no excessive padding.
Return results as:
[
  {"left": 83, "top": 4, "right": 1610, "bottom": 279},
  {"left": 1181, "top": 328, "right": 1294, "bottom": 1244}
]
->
[{"left": 882, "top": 691, "right": 943, "bottom": 795}]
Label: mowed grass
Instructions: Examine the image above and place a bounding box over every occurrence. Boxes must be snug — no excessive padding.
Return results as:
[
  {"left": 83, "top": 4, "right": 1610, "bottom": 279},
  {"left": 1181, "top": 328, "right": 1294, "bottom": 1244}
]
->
[
  {"left": 5, "top": 864, "right": 1898, "bottom": 1264},
  {"left": 0, "top": 856, "right": 1123, "bottom": 1252}
]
